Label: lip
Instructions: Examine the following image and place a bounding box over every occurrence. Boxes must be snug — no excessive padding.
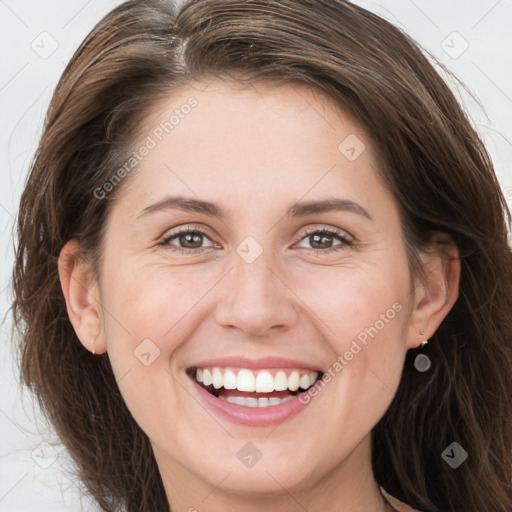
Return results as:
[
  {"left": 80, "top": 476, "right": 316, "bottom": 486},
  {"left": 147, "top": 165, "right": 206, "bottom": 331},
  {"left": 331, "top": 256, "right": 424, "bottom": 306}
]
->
[
  {"left": 187, "top": 372, "right": 317, "bottom": 427},
  {"left": 189, "top": 356, "right": 324, "bottom": 372}
]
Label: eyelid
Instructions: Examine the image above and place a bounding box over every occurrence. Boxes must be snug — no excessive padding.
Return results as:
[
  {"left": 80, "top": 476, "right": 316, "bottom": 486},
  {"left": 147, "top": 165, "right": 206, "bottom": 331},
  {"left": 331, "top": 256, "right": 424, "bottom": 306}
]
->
[
  {"left": 295, "top": 225, "right": 353, "bottom": 241},
  {"left": 158, "top": 224, "right": 219, "bottom": 248}
]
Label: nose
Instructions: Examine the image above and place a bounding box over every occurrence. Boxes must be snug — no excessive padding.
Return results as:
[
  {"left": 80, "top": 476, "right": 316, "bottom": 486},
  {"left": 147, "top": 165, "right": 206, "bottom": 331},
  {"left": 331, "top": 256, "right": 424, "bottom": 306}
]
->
[{"left": 215, "top": 251, "right": 299, "bottom": 337}]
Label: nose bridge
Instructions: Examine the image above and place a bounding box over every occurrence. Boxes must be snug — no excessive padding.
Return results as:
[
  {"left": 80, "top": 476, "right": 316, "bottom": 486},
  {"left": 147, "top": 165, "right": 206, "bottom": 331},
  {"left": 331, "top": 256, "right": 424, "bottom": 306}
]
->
[
  {"left": 233, "top": 251, "right": 277, "bottom": 301},
  {"left": 215, "top": 243, "right": 298, "bottom": 336}
]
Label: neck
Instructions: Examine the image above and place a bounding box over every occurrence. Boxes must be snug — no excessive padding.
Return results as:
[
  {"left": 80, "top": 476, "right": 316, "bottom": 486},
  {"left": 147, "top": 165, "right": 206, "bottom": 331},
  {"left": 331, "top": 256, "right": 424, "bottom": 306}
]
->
[{"left": 155, "top": 434, "right": 392, "bottom": 512}]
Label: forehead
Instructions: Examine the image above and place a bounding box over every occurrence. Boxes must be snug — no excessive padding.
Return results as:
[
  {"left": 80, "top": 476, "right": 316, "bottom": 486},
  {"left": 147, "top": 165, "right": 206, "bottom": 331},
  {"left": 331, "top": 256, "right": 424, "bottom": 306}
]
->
[{"left": 114, "top": 78, "right": 394, "bottom": 223}]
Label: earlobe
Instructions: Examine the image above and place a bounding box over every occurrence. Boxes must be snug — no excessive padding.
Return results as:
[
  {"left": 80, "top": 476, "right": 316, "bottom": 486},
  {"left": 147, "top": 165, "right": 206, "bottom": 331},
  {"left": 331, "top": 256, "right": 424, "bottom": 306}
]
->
[
  {"left": 406, "top": 235, "right": 461, "bottom": 349},
  {"left": 58, "top": 239, "right": 107, "bottom": 355}
]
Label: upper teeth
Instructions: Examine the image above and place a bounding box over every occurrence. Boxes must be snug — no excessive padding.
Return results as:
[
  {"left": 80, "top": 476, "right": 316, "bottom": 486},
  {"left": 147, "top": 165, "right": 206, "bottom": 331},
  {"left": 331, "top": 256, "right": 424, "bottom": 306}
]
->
[{"left": 195, "top": 367, "right": 319, "bottom": 393}]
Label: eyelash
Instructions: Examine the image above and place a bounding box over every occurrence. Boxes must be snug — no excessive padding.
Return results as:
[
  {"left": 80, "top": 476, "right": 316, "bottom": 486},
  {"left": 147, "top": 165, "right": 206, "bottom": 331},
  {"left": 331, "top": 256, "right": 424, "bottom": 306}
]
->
[{"left": 158, "top": 226, "right": 354, "bottom": 255}]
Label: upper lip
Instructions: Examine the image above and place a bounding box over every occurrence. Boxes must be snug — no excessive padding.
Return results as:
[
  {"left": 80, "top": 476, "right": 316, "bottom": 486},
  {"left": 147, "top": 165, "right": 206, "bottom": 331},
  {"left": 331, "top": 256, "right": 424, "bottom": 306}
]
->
[{"left": 189, "top": 356, "right": 324, "bottom": 373}]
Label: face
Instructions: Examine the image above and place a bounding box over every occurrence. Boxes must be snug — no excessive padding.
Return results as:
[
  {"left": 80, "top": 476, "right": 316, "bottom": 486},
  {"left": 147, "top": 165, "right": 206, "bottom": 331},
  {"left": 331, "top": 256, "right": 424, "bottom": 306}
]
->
[{"left": 85, "top": 79, "right": 423, "bottom": 501}]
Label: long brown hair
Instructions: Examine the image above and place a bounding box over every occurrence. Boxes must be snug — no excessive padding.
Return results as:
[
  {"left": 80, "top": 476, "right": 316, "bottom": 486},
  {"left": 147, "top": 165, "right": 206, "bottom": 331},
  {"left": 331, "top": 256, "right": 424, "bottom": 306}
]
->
[{"left": 11, "top": 1, "right": 512, "bottom": 510}]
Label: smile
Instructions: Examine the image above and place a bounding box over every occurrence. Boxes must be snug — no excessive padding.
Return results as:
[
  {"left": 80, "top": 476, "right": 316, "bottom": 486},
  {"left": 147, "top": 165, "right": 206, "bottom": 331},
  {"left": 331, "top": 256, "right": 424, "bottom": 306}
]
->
[
  {"left": 189, "top": 366, "right": 320, "bottom": 407},
  {"left": 186, "top": 362, "right": 324, "bottom": 426}
]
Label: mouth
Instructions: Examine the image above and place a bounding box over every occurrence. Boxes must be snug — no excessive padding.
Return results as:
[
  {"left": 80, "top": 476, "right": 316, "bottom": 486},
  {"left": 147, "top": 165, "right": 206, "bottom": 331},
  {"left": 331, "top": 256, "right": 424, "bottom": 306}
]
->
[{"left": 186, "top": 366, "right": 323, "bottom": 408}]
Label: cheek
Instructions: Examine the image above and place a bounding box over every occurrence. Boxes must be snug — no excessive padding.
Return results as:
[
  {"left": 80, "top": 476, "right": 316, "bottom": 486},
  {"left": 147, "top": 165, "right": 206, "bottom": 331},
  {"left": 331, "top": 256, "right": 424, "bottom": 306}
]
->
[
  {"left": 96, "top": 262, "right": 208, "bottom": 433},
  {"left": 286, "top": 257, "right": 411, "bottom": 420},
  {"left": 299, "top": 265, "right": 410, "bottom": 432},
  {"left": 101, "top": 260, "right": 218, "bottom": 348},
  {"left": 291, "top": 263, "right": 409, "bottom": 351}
]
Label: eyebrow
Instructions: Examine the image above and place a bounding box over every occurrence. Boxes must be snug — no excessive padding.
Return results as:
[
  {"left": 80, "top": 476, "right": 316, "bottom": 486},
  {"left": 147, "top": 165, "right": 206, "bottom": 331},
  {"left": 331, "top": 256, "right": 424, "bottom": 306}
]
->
[
  {"left": 137, "top": 195, "right": 372, "bottom": 221},
  {"left": 138, "top": 196, "right": 225, "bottom": 219},
  {"left": 287, "top": 198, "right": 372, "bottom": 220}
]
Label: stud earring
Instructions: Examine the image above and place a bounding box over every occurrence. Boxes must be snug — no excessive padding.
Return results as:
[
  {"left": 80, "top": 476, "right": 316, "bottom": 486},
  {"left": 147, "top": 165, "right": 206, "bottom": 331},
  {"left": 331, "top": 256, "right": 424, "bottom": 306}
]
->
[{"left": 414, "top": 332, "right": 431, "bottom": 372}]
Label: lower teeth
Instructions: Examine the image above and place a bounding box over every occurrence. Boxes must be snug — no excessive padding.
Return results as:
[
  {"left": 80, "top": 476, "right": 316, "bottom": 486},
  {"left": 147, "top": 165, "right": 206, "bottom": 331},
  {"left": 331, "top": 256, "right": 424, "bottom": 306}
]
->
[{"left": 218, "top": 395, "right": 297, "bottom": 407}]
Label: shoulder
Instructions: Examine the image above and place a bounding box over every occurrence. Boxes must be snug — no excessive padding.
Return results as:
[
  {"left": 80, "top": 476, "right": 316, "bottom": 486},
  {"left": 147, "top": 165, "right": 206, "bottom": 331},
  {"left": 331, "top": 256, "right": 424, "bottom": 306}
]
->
[{"left": 379, "top": 486, "right": 423, "bottom": 512}]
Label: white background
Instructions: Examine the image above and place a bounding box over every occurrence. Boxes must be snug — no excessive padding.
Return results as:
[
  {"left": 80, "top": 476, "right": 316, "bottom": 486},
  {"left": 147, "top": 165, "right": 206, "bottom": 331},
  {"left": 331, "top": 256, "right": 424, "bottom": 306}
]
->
[{"left": 0, "top": 1, "right": 511, "bottom": 510}]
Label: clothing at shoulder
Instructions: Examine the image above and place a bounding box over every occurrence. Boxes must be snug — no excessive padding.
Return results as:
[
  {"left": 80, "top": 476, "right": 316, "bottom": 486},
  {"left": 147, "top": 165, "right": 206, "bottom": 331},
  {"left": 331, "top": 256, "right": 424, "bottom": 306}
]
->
[{"left": 379, "top": 486, "right": 423, "bottom": 512}]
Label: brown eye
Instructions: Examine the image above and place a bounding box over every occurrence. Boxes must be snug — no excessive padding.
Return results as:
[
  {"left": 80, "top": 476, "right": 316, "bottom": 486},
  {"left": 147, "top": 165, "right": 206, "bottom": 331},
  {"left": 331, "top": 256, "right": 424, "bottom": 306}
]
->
[
  {"left": 160, "top": 228, "right": 217, "bottom": 252},
  {"left": 295, "top": 228, "right": 354, "bottom": 253},
  {"left": 308, "top": 233, "right": 336, "bottom": 249},
  {"left": 177, "top": 232, "right": 204, "bottom": 249}
]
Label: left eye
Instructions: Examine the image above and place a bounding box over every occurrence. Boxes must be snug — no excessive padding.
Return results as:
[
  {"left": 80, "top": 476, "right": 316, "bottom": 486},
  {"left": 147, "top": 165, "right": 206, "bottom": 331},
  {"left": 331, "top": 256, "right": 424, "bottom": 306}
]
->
[{"left": 294, "top": 228, "right": 353, "bottom": 252}]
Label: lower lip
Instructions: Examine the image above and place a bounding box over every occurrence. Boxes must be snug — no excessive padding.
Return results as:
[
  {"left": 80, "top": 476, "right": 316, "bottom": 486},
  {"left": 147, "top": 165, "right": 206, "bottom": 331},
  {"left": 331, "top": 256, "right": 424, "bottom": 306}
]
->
[{"left": 188, "top": 375, "right": 315, "bottom": 427}]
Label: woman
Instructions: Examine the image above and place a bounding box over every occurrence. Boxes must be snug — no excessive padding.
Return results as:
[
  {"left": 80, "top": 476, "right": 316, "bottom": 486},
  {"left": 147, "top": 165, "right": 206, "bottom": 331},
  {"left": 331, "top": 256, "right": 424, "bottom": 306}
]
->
[{"left": 12, "top": 0, "right": 512, "bottom": 511}]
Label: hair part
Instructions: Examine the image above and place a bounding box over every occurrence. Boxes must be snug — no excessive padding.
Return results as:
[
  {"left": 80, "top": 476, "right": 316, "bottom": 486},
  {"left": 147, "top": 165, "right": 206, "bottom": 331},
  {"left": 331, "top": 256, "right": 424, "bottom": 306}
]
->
[{"left": 12, "top": 1, "right": 512, "bottom": 511}]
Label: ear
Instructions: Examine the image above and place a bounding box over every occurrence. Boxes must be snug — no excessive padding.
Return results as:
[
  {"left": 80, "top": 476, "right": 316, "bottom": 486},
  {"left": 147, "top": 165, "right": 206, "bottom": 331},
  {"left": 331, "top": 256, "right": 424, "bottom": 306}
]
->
[
  {"left": 406, "top": 233, "right": 461, "bottom": 349},
  {"left": 58, "top": 239, "right": 107, "bottom": 355}
]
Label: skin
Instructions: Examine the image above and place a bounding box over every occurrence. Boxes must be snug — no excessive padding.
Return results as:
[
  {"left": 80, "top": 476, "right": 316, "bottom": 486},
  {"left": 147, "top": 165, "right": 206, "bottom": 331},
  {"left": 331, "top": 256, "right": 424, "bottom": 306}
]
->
[{"left": 59, "top": 78, "right": 460, "bottom": 512}]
